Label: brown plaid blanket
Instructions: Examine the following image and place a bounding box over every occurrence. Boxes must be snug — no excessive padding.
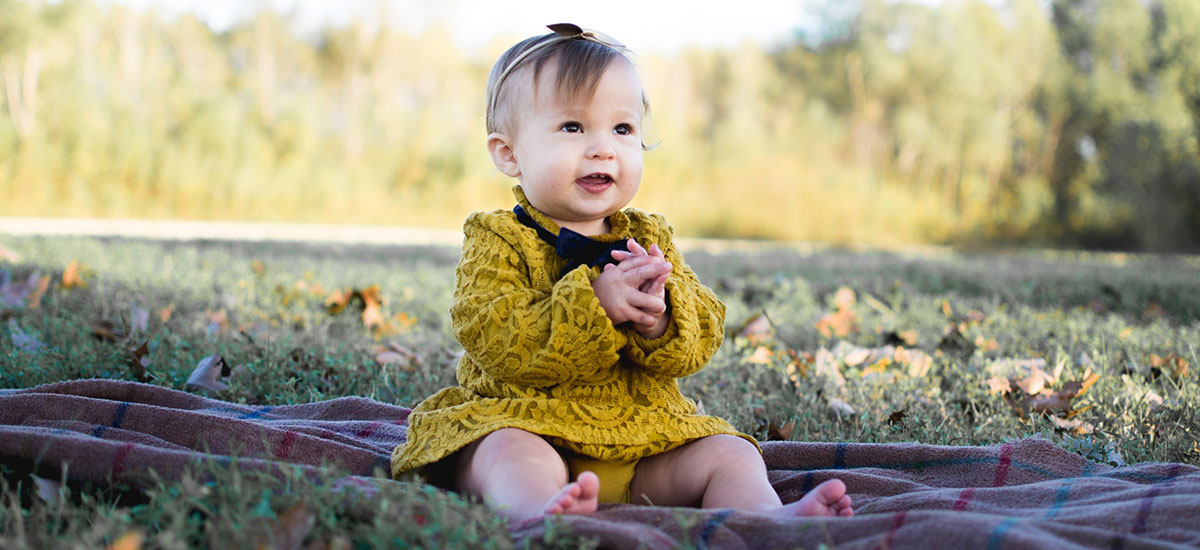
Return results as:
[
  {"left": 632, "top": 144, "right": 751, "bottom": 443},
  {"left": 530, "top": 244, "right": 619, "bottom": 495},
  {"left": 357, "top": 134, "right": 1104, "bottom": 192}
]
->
[{"left": 2, "top": 379, "right": 1197, "bottom": 549}]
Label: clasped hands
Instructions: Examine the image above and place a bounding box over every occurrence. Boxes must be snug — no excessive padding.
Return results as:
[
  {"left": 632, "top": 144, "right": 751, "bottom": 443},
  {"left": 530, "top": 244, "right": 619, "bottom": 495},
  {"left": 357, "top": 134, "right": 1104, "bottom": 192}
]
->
[{"left": 592, "top": 239, "right": 671, "bottom": 339}]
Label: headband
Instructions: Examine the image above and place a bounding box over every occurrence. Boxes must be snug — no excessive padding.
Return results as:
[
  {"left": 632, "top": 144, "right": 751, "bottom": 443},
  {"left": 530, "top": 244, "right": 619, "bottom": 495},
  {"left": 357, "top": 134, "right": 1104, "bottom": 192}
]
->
[{"left": 487, "top": 23, "right": 630, "bottom": 132}]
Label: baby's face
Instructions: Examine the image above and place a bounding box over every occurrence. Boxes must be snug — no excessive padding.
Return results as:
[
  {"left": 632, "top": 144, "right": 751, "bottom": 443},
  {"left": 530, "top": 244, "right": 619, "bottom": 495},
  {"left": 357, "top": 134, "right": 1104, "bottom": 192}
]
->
[{"left": 505, "top": 58, "right": 645, "bottom": 235}]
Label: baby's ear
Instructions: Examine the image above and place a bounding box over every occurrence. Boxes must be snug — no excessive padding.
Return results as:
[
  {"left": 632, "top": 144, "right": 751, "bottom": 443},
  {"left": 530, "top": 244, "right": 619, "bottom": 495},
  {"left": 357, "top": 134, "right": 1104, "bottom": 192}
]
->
[{"left": 487, "top": 133, "right": 521, "bottom": 178}]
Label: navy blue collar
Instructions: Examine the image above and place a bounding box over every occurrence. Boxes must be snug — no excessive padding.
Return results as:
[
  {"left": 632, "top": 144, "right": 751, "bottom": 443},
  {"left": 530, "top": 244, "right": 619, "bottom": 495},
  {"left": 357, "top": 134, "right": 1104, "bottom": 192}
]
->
[{"left": 514, "top": 205, "right": 627, "bottom": 277}]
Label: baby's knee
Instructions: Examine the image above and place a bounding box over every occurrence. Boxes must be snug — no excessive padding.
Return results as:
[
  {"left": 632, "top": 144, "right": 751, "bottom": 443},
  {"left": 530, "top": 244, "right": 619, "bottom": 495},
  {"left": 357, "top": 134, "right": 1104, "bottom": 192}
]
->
[
  {"left": 697, "top": 434, "right": 760, "bottom": 463},
  {"left": 475, "top": 428, "right": 564, "bottom": 469}
]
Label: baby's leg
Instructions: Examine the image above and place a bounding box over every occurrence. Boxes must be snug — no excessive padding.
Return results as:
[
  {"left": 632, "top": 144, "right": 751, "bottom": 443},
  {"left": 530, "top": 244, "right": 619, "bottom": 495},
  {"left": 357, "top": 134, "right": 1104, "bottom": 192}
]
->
[
  {"left": 629, "top": 435, "right": 853, "bottom": 517},
  {"left": 454, "top": 428, "right": 601, "bottom": 524}
]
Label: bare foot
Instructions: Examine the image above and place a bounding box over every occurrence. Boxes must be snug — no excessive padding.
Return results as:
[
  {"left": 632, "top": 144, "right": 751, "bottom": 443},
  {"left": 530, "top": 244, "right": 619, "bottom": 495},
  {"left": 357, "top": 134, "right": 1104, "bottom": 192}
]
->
[
  {"left": 778, "top": 479, "right": 854, "bottom": 517},
  {"left": 542, "top": 471, "right": 601, "bottom": 516}
]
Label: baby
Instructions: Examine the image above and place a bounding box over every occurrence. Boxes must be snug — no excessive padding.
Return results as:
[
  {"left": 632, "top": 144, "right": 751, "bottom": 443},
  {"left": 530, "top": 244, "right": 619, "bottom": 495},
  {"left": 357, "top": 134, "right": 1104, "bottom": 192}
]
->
[{"left": 391, "top": 23, "right": 853, "bottom": 525}]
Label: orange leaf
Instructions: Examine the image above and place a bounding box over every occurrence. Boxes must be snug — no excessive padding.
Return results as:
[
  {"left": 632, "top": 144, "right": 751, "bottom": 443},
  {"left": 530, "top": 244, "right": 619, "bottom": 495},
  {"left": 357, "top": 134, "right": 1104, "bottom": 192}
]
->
[
  {"left": 157, "top": 305, "right": 175, "bottom": 323},
  {"left": 325, "top": 289, "right": 351, "bottom": 314},
  {"left": 737, "top": 314, "right": 773, "bottom": 343},
  {"left": 108, "top": 531, "right": 143, "bottom": 550},
  {"left": 767, "top": 421, "right": 795, "bottom": 441},
  {"left": 985, "top": 377, "right": 1012, "bottom": 395},
  {"left": 62, "top": 259, "right": 84, "bottom": 289},
  {"left": 1078, "top": 369, "right": 1100, "bottom": 397},
  {"left": 745, "top": 346, "right": 774, "bottom": 365},
  {"left": 27, "top": 275, "right": 50, "bottom": 310},
  {"left": 815, "top": 308, "right": 858, "bottom": 339},
  {"left": 362, "top": 302, "right": 384, "bottom": 329},
  {"left": 373, "top": 312, "right": 418, "bottom": 338}
]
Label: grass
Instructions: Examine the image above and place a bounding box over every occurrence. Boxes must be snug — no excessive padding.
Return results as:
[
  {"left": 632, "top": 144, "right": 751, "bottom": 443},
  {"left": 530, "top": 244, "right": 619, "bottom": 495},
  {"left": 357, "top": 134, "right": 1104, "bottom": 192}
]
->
[{"left": 1, "top": 235, "right": 1198, "bottom": 548}]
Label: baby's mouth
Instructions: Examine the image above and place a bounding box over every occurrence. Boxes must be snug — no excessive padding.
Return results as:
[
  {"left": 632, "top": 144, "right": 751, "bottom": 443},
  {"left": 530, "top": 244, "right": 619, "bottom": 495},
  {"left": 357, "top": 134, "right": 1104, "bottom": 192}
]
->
[{"left": 576, "top": 173, "right": 614, "bottom": 193}]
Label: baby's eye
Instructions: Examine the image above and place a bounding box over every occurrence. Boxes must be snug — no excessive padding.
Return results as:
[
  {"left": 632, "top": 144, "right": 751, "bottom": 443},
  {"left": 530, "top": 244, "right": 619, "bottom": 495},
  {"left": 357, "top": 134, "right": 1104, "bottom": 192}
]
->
[
  {"left": 614, "top": 123, "right": 635, "bottom": 136},
  {"left": 560, "top": 122, "right": 582, "bottom": 133}
]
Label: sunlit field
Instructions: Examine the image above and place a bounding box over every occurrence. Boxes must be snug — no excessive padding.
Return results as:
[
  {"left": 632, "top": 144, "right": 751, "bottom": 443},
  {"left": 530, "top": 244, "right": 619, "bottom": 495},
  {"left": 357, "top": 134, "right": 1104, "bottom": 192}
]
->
[{"left": 2, "top": 235, "right": 1196, "bottom": 548}]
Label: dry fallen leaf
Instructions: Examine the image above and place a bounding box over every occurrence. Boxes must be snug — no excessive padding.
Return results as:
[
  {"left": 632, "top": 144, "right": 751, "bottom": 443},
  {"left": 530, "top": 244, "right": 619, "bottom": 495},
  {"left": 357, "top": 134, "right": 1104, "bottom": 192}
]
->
[
  {"left": 62, "top": 259, "right": 84, "bottom": 289},
  {"left": 108, "top": 531, "right": 143, "bottom": 550},
  {"left": 842, "top": 347, "right": 872, "bottom": 367},
  {"left": 1, "top": 271, "right": 50, "bottom": 309},
  {"left": 745, "top": 346, "right": 774, "bottom": 365},
  {"left": 129, "top": 341, "right": 156, "bottom": 382},
  {"left": 359, "top": 286, "right": 385, "bottom": 328},
  {"left": 737, "top": 313, "right": 773, "bottom": 343},
  {"left": 985, "top": 377, "right": 1013, "bottom": 395},
  {"left": 31, "top": 475, "right": 61, "bottom": 505},
  {"left": 816, "top": 309, "right": 858, "bottom": 339},
  {"left": 372, "top": 312, "right": 418, "bottom": 339},
  {"left": 268, "top": 500, "right": 314, "bottom": 550},
  {"left": 786, "top": 349, "right": 812, "bottom": 381},
  {"left": 1016, "top": 365, "right": 1051, "bottom": 395},
  {"left": 1150, "top": 354, "right": 1189, "bottom": 380},
  {"left": 828, "top": 397, "right": 856, "bottom": 416},
  {"left": 186, "top": 355, "right": 233, "bottom": 394},
  {"left": 1050, "top": 416, "right": 1094, "bottom": 435},
  {"left": 27, "top": 275, "right": 50, "bottom": 310},
  {"left": 887, "top": 409, "right": 908, "bottom": 425},
  {"left": 325, "top": 289, "right": 352, "bottom": 315},
  {"left": 767, "top": 421, "right": 796, "bottom": 441},
  {"left": 373, "top": 343, "right": 420, "bottom": 370},
  {"left": 91, "top": 318, "right": 127, "bottom": 342}
]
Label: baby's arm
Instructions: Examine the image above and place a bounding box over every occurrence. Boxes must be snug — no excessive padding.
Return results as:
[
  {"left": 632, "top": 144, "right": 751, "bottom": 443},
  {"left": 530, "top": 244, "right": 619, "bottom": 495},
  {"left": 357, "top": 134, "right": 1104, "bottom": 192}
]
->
[{"left": 451, "top": 218, "right": 626, "bottom": 387}]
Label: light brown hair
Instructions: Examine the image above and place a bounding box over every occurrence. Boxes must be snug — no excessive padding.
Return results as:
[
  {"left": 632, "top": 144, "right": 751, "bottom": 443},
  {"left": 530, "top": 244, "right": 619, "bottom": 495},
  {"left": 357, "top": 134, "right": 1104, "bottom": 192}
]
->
[{"left": 485, "top": 31, "right": 649, "bottom": 135}]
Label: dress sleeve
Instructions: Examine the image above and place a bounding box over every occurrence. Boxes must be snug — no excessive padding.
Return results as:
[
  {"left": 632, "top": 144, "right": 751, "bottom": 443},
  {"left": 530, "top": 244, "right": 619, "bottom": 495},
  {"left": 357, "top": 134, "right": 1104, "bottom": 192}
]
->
[
  {"left": 622, "top": 214, "right": 726, "bottom": 379},
  {"left": 450, "top": 217, "right": 626, "bottom": 388}
]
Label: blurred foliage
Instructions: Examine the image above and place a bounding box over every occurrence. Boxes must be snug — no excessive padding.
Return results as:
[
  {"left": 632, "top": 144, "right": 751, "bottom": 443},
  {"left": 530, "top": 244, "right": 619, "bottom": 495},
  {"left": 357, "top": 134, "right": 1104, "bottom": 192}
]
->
[{"left": 1, "top": 0, "right": 1198, "bottom": 251}]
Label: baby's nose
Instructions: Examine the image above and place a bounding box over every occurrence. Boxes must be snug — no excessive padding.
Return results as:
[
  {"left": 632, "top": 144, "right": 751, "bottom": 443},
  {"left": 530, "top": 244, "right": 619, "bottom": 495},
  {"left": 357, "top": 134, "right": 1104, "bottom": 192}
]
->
[{"left": 587, "top": 136, "right": 616, "bottom": 159}]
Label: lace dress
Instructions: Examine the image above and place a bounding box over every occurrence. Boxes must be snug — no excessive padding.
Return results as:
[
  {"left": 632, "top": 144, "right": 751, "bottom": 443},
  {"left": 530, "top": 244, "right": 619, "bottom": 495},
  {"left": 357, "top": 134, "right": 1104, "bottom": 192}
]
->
[{"left": 390, "top": 187, "right": 752, "bottom": 479}]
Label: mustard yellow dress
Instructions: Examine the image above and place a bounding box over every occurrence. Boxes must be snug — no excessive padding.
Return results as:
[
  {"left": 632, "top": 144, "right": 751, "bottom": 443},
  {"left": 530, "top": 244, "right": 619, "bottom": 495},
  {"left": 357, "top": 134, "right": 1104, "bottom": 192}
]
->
[{"left": 391, "top": 187, "right": 751, "bottom": 485}]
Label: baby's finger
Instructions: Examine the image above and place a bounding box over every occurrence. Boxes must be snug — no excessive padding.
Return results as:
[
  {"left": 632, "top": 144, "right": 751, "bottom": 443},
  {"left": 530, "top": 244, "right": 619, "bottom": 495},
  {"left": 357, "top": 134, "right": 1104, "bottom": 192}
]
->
[
  {"left": 611, "top": 250, "right": 633, "bottom": 262},
  {"left": 645, "top": 272, "right": 669, "bottom": 296},
  {"left": 628, "top": 291, "right": 667, "bottom": 314},
  {"left": 628, "top": 261, "right": 671, "bottom": 284},
  {"left": 627, "top": 239, "right": 649, "bottom": 256},
  {"left": 648, "top": 243, "right": 664, "bottom": 259},
  {"left": 615, "top": 254, "right": 660, "bottom": 272}
]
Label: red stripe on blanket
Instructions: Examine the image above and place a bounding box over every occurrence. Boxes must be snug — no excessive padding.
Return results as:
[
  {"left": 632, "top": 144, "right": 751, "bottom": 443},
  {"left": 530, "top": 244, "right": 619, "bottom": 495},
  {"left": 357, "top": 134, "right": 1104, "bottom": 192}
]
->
[
  {"left": 355, "top": 422, "right": 383, "bottom": 438},
  {"left": 954, "top": 488, "right": 976, "bottom": 511},
  {"left": 883, "top": 510, "right": 907, "bottom": 549},
  {"left": 112, "top": 443, "right": 135, "bottom": 475},
  {"left": 992, "top": 444, "right": 1013, "bottom": 487},
  {"left": 275, "top": 431, "right": 298, "bottom": 460}
]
